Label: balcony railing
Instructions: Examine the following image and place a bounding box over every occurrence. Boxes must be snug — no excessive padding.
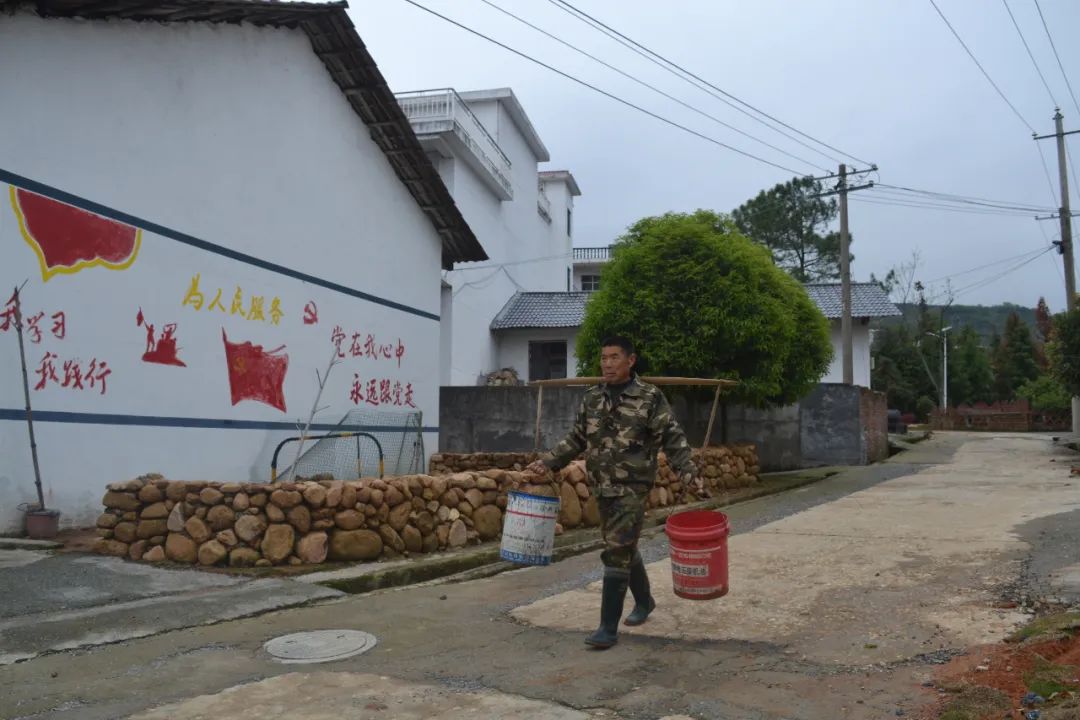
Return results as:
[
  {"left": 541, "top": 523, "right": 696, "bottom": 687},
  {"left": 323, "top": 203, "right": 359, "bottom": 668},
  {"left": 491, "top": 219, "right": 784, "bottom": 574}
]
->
[
  {"left": 537, "top": 182, "right": 552, "bottom": 223},
  {"left": 396, "top": 88, "right": 513, "bottom": 200},
  {"left": 573, "top": 246, "right": 612, "bottom": 262}
]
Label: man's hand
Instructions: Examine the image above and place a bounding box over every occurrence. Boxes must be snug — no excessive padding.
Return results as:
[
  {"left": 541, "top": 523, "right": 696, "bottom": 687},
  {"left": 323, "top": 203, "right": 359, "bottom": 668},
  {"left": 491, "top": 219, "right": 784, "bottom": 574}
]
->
[
  {"left": 526, "top": 459, "right": 549, "bottom": 476},
  {"left": 682, "top": 471, "right": 706, "bottom": 497}
]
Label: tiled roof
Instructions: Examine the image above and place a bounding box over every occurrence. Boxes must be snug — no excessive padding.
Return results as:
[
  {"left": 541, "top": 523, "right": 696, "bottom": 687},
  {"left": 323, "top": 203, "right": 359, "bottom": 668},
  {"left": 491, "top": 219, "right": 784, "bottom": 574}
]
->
[
  {"left": 491, "top": 283, "right": 899, "bottom": 331},
  {"left": 803, "top": 283, "right": 902, "bottom": 319},
  {"left": 491, "top": 292, "right": 589, "bottom": 330},
  {"left": 9, "top": 0, "right": 485, "bottom": 268}
]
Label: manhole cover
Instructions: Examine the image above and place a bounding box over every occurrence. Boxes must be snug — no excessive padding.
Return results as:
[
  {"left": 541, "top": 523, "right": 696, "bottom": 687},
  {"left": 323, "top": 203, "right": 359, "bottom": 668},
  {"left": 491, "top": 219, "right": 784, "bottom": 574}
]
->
[{"left": 264, "top": 629, "right": 377, "bottom": 664}]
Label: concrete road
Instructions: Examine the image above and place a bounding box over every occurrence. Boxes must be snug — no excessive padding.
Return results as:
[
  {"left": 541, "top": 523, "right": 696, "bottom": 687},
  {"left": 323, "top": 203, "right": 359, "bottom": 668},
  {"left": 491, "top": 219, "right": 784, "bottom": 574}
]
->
[
  {"left": 2, "top": 432, "right": 1077, "bottom": 720},
  {"left": 0, "top": 548, "right": 340, "bottom": 666}
]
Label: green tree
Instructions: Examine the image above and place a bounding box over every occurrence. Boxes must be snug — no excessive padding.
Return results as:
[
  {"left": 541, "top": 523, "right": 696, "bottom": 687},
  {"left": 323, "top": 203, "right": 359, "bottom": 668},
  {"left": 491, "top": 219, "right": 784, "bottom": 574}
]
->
[
  {"left": 1048, "top": 307, "right": 1080, "bottom": 396},
  {"left": 577, "top": 211, "right": 832, "bottom": 407},
  {"left": 1035, "top": 296, "right": 1053, "bottom": 342},
  {"left": 947, "top": 326, "right": 993, "bottom": 406},
  {"left": 1016, "top": 375, "right": 1071, "bottom": 411},
  {"left": 992, "top": 313, "right": 1041, "bottom": 400},
  {"left": 731, "top": 176, "right": 844, "bottom": 282}
]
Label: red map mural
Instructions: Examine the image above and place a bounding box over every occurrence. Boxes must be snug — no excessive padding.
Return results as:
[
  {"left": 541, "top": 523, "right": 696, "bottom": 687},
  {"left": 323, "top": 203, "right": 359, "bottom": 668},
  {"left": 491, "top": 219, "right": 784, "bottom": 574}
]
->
[
  {"left": 222, "top": 330, "right": 289, "bottom": 413},
  {"left": 137, "top": 309, "right": 186, "bottom": 367},
  {"left": 9, "top": 186, "right": 141, "bottom": 281}
]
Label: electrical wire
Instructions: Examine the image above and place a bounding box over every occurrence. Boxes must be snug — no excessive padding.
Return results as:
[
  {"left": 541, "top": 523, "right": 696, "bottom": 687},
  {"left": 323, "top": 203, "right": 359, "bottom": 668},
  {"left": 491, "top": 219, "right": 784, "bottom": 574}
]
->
[
  {"left": 851, "top": 196, "right": 1041, "bottom": 217},
  {"left": 546, "top": 0, "right": 868, "bottom": 167},
  {"left": 1036, "top": 221, "right": 1066, "bottom": 283},
  {"left": 1033, "top": 0, "right": 1080, "bottom": 120},
  {"left": 399, "top": 0, "right": 808, "bottom": 176},
  {"left": 477, "top": 0, "right": 829, "bottom": 173},
  {"left": 928, "top": 0, "right": 1036, "bottom": 133},
  {"left": 1001, "top": 0, "right": 1058, "bottom": 106},
  {"left": 921, "top": 247, "right": 1050, "bottom": 285},
  {"left": 1037, "top": 140, "right": 1062, "bottom": 205},
  {"left": 1067, "top": 141, "right": 1080, "bottom": 206},
  {"left": 873, "top": 183, "right": 1055, "bottom": 212},
  {"left": 870, "top": 190, "right": 1042, "bottom": 215},
  {"left": 951, "top": 246, "right": 1054, "bottom": 298}
]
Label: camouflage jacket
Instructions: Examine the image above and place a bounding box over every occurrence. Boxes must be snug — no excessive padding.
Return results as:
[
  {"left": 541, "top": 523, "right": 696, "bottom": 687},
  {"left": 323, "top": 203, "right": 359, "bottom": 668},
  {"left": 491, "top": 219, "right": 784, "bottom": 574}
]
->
[{"left": 541, "top": 376, "right": 696, "bottom": 497}]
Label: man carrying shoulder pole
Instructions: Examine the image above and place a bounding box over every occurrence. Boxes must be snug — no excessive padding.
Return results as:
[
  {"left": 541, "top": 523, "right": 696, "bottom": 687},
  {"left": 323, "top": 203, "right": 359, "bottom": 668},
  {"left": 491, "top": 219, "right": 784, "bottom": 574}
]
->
[{"left": 527, "top": 336, "right": 702, "bottom": 649}]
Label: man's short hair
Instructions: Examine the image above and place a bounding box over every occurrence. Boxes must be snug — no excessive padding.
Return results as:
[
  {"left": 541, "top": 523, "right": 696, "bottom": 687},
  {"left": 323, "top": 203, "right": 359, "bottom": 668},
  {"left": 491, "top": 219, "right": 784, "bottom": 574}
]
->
[{"left": 600, "top": 335, "right": 636, "bottom": 356}]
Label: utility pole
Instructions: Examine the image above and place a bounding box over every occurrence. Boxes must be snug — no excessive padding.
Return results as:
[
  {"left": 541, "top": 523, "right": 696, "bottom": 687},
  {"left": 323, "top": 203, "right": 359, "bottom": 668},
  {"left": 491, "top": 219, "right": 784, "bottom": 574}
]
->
[
  {"left": 1036, "top": 110, "right": 1080, "bottom": 433},
  {"left": 1054, "top": 109, "right": 1076, "bottom": 311},
  {"left": 839, "top": 164, "right": 853, "bottom": 385},
  {"left": 811, "top": 165, "right": 875, "bottom": 385}
]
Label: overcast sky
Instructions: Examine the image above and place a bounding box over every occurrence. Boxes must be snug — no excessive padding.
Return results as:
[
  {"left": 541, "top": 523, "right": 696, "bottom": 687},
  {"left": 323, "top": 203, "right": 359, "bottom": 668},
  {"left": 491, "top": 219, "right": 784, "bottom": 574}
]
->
[{"left": 354, "top": 0, "right": 1080, "bottom": 311}]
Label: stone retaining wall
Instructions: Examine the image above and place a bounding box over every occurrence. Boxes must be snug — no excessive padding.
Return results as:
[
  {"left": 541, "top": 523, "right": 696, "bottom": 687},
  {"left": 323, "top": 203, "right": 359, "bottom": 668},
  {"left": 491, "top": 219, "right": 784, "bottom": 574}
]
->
[{"left": 93, "top": 446, "right": 759, "bottom": 567}]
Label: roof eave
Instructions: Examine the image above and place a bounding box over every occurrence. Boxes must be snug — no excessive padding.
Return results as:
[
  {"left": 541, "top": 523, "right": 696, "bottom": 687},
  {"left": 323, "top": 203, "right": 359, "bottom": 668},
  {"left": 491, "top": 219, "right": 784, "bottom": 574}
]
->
[{"left": 10, "top": 0, "right": 487, "bottom": 268}]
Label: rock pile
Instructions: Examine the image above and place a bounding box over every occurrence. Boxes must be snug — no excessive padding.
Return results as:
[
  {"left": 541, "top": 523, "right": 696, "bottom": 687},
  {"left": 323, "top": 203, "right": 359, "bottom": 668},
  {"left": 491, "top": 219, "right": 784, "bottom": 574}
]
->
[
  {"left": 93, "top": 445, "right": 759, "bottom": 567},
  {"left": 428, "top": 452, "right": 536, "bottom": 475}
]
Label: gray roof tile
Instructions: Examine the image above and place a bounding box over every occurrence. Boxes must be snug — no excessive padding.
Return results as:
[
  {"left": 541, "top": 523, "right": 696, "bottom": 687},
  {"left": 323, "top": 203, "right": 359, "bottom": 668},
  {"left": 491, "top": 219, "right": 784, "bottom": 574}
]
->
[
  {"left": 491, "top": 292, "right": 589, "bottom": 330},
  {"left": 490, "top": 283, "right": 900, "bottom": 330},
  {"left": 803, "top": 283, "right": 902, "bottom": 319}
]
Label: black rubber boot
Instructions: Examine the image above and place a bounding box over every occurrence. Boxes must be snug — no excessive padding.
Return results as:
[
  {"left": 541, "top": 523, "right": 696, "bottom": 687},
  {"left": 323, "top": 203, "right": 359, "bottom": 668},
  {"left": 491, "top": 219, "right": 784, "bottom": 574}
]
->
[
  {"left": 585, "top": 570, "right": 628, "bottom": 649},
  {"left": 624, "top": 553, "right": 655, "bottom": 626}
]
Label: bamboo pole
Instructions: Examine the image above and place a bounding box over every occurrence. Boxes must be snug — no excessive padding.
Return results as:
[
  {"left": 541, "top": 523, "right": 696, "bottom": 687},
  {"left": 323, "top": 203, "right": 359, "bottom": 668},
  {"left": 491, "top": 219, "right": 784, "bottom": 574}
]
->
[
  {"left": 702, "top": 382, "right": 723, "bottom": 449},
  {"left": 12, "top": 285, "right": 45, "bottom": 509},
  {"left": 530, "top": 376, "right": 736, "bottom": 388},
  {"left": 533, "top": 383, "right": 544, "bottom": 452}
]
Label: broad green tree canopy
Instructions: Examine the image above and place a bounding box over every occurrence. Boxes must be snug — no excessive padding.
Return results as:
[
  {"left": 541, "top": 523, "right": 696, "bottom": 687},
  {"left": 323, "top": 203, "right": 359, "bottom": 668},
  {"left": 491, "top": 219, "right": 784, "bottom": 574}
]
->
[{"left": 576, "top": 211, "right": 832, "bottom": 407}]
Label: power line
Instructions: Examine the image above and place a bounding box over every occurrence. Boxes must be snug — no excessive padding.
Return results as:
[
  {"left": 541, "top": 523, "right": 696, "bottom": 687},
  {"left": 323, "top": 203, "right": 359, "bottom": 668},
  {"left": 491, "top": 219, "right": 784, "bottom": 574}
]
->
[
  {"left": 928, "top": 0, "right": 1036, "bottom": 133},
  {"left": 1033, "top": 0, "right": 1080, "bottom": 120},
  {"left": 867, "top": 193, "right": 1043, "bottom": 216},
  {"left": 1037, "top": 220, "right": 1067, "bottom": 283},
  {"left": 951, "top": 246, "right": 1053, "bottom": 298},
  {"left": 399, "top": 0, "right": 807, "bottom": 176},
  {"left": 1000, "top": 0, "right": 1057, "bottom": 106},
  {"left": 852, "top": 196, "right": 1043, "bottom": 217},
  {"left": 1067, "top": 140, "right": 1080, "bottom": 206},
  {"left": 873, "top": 183, "right": 1055, "bottom": 211},
  {"left": 873, "top": 183, "right": 1054, "bottom": 212},
  {"left": 921, "top": 247, "right": 1049, "bottom": 285},
  {"left": 547, "top": 0, "right": 870, "bottom": 167},
  {"left": 1037, "top": 139, "right": 1062, "bottom": 204},
  {"left": 476, "top": 0, "right": 828, "bottom": 173}
]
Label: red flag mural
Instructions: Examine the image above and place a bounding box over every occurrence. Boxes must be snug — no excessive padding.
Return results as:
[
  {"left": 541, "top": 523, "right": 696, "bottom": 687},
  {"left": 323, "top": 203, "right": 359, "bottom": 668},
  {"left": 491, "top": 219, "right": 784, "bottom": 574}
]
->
[
  {"left": 221, "top": 330, "right": 289, "bottom": 412},
  {"left": 9, "top": 186, "right": 141, "bottom": 281}
]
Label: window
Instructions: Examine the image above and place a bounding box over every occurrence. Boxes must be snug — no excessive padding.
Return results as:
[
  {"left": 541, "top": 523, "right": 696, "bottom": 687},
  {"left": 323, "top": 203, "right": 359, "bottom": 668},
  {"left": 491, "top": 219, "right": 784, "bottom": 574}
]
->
[
  {"left": 529, "top": 341, "right": 567, "bottom": 381},
  {"left": 581, "top": 274, "right": 600, "bottom": 292},
  {"left": 566, "top": 207, "right": 573, "bottom": 237}
]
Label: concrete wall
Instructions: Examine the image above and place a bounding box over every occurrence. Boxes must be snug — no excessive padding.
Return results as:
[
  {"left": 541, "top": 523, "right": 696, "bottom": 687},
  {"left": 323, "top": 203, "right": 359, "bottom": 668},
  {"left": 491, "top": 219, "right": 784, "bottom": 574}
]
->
[
  {"left": 0, "top": 13, "right": 443, "bottom": 532},
  {"left": 800, "top": 384, "right": 864, "bottom": 466},
  {"left": 440, "top": 383, "right": 885, "bottom": 472},
  {"left": 799, "top": 384, "right": 889, "bottom": 466}
]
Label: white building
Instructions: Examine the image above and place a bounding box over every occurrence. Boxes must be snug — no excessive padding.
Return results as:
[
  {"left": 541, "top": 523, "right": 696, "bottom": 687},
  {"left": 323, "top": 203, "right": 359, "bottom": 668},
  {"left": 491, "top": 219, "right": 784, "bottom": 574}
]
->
[
  {"left": 0, "top": 0, "right": 484, "bottom": 532},
  {"left": 395, "top": 88, "right": 581, "bottom": 386},
  {"left": 495, "top": 249, "right": 901, "bottom": 386}
]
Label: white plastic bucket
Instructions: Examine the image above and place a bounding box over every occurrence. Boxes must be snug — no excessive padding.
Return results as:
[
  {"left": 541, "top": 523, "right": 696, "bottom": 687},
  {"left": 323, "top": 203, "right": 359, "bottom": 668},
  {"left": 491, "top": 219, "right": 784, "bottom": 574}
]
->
[{"left": 500, "top": 490, "right": 560, "bottom": 566}]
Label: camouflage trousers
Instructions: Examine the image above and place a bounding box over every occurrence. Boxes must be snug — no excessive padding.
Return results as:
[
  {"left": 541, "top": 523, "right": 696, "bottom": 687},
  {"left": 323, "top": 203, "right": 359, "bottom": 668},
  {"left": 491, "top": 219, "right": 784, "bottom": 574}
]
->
[{"left": 598, "top": 490, "right": 648, "bottom": 571}]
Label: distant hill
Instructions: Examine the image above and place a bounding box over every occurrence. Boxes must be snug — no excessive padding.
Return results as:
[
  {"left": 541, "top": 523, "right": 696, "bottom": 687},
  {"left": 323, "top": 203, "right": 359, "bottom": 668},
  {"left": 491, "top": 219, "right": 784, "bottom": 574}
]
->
[{"left": 876, "top": 302, "right": 1037, "bottom": 341}]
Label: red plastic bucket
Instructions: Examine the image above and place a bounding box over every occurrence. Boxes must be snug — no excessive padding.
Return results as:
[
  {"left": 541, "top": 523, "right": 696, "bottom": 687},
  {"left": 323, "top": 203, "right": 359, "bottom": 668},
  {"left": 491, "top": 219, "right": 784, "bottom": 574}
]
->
[{"left": 664, "top": 510, "right": 729, "bottom": 600}]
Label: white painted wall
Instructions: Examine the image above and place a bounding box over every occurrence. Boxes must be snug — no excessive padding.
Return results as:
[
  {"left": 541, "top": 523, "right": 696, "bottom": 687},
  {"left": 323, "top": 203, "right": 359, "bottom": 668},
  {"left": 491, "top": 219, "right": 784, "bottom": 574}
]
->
[
  {"left": 821, "top": 320, "right": 872, "bottom": 387},
  {"left": 496, "top": 328, "right": 579, "bottom": 381},
  {"left": 573, "top": 262, "right": 604, "bottom": 292},
  {"left": 0, "top": 13, "right": 446, "bottom": 532},
  {"left": 438, "top": 96, "right": 573, "bottom": 385}
]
